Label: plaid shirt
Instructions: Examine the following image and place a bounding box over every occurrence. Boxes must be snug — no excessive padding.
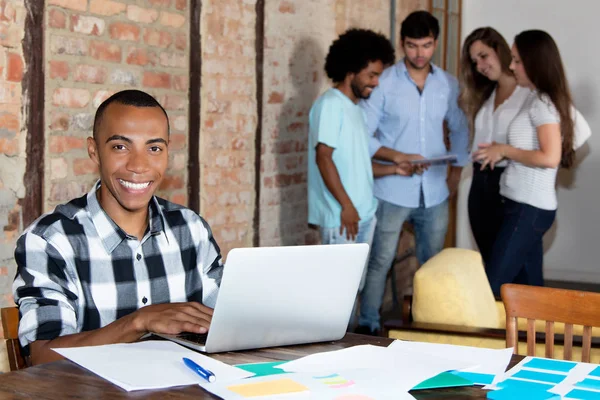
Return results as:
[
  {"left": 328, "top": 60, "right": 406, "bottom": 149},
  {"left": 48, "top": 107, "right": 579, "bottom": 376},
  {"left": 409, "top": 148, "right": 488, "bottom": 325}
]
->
[{"left": 13, "top": 182, "right": 223, "bottom": 352}]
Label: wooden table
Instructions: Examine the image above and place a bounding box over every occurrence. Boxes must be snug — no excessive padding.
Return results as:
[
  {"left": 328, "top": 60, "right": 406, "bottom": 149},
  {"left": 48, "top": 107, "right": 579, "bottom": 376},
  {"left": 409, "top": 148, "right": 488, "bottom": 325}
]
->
[{"left": 0, "top": 334, "right": 521, "bottom": 399}]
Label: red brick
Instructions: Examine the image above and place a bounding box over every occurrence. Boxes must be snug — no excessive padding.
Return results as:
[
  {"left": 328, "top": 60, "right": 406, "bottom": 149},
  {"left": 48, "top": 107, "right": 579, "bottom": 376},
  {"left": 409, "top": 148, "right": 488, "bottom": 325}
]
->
[
  {"left": 279, "top": 1, "right": 295, "bottom": 13},
  {"left": 50, "top": 35, "right": 88, "bottom": 55},
  {"left": 173, "top": 75, "right": 187, "bottom": 91},
  {"left": 71, "top": 15, "right": 105, "bottom": 35},
  {"left": 93, "top": 90, "right": 113, "bottom": 108},
  {"left": 159, "top": 52, "right": 186, "bottom": 68},
  {"left": 74, "top": 64, "right": 107, "bottom": 84},
  {"left": 49, "top": 113, "right": 70, "bottom": 131},
  {"left": 268, "top": 92, "right": 284, "bottom": 104},
  {"left": 52, "top": 88, "right": 90, "bottom": 108},
  {"left": 0, "top": 22, "right": 19, "bottom": 47},
  {"left": 0, "top": 138, "right": 18, "bottom": 155},
  {"left": 49, "top": 136, "right": 85, "bottom": 153},
  {"left": 169, "top": 133, "right": 186, "bottom": 150},
  {"left": 159, "top": 11, "right": 185, "bottom": 28},
  {"left": 73, "top": 158, "right": 98, "bottom": 175},
  {"left": 90, "top": 0, "right": 126, "bottom": 16},
  {"left": 159, "top": 175, "right": 184, "bottom": 190},
  {"left": 6, "top": 53, "right": 23, "bottom": 82},
  {"left": 149, "top": 0, "right": 172, "bottom": 7},
  {"left": 174, "top": 33, "right": 186, "bottom": 50},
  {"left": 48, "top": 0, "right": 87, "bottom": 11},
  {"left": 144, "top": 28, "right": 172, "bottom": 48},
  {"left": 162, "top": 94, "right": 185, "bottom": 111},
  {"left": 109, "top": 22, "right": 140, "bottom": 41},
  {"left": 49, "top": 182, "right": 88, "bottom": 202},
  {"left": 0, "top": 112, "right": 19, "bottom": 133},
  {"left": 170, "top": 193, "right": 187, "bottom": 206},
  {"left": 90, "top": 40, "right": 122, "bottom": 62},
  {"left": 175, "top": 0, "right": 186, "bottom": 11},
  {"left": 0, "top": 1, "right": 16, "bottom": 22},
  {"left": 126, "top": 47, "right": 155, "bottom": 66},
  {"left": 142, "top": 72, "right": 170, "bottom": 89},
  {"left": 48, "top": 9, "right": 67, "bottom": 29},
  {"left": 126, "top": 5, "right": 159, "bottom": 24},
  {"left": 49, "top": 60, "right": 70, "bottom": 80}
]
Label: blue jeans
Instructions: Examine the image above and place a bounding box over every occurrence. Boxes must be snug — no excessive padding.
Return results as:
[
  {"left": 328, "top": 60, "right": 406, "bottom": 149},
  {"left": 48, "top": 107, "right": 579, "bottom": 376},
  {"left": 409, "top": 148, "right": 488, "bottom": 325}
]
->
[
  {"left": 358, "top": 197, "right": 449, "bottom": 331},
  {"left": 486, "top": 198, "right": 556, "bottom": 296},
  {"left": 320, "top": 216, "right": 377, "bottom": 292}
]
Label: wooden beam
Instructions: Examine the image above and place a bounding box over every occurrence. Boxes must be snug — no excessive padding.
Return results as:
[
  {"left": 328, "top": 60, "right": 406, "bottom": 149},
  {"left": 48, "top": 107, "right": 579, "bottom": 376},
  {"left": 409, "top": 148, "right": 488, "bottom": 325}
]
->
[
  {"left": 187, "top": 0, "right": 201, "bottom": 213},
  {"left": 22, "top": 0, "right": 45, "bottom": 227},
  {"left": 253, "top": 0, "right": 265, "bottom": 247}
]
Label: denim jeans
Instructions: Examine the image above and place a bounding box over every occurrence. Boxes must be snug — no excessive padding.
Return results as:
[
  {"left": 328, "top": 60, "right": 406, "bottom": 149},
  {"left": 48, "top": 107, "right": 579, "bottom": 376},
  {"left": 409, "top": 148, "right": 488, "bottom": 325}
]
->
[
  {"left": 486, "top": 198, "right": 556, "bottom": 296},
  {"left": 468, "top": 163, "right": 506, "bottom": 266},
  {"left": 358, "top": 196, "right": 449, "bottom": 331},
  {"left": 320, "top": 216, "right": 377, "bottom": 292}
]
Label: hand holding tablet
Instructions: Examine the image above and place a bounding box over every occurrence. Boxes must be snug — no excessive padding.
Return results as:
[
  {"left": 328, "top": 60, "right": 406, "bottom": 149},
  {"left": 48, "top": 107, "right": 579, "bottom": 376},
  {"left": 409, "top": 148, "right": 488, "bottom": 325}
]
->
[{"left": 409, "top": 154, "right": 457, "bottom": 166}]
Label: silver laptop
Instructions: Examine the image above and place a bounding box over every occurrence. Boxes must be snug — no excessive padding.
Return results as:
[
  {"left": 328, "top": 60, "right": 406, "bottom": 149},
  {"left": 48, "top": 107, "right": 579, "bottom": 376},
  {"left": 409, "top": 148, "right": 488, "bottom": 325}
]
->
[{"left": 155, "top": 243, "right": 369, "bottom": 353}]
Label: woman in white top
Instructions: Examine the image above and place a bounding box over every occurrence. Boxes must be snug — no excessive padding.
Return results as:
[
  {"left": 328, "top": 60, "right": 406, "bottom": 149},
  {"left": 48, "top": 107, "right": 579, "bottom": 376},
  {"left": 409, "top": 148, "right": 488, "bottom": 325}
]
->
[
  {"left": 474, "top": 30, "right": 575, "bottom": 295},
  {"left": 459, "top": 27, "right": 530, "bottom": 267}
]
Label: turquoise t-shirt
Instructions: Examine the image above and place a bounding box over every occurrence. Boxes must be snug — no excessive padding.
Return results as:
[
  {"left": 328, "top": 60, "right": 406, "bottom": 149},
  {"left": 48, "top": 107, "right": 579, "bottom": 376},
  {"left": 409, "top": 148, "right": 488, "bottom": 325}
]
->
[{"left": 308, "top": 88, "right": 378, "bottom": 228}]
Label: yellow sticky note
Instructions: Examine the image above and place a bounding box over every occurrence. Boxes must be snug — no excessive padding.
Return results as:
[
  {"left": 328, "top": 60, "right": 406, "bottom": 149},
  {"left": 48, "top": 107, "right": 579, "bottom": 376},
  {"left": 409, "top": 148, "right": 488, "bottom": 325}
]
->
[{"left": 227, "top": 378, "right": 309, "bottom": 398}]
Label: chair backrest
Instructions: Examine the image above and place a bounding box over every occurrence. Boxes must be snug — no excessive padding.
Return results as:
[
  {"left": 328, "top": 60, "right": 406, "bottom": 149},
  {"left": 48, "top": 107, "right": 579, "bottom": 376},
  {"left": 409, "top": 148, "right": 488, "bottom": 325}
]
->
[
  {"left": 1, "top": 307, "right": 27, "bottom": 371},
  {"left": 501, "top": 284, "right": 600, "bottom": 362}
]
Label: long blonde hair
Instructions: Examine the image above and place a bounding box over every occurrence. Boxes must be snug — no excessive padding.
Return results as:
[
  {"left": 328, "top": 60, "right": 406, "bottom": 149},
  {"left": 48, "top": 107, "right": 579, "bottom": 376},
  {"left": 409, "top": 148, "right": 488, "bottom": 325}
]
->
[{"left": 458, "top": 27, "right": 513, "bottom": 139}]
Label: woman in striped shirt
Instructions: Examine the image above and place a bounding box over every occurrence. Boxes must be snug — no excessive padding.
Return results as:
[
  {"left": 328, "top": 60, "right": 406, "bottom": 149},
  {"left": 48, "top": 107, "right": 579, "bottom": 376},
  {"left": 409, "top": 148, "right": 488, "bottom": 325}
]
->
[{"left": 474, "top": 30, "right": 575, "bottom": 295}]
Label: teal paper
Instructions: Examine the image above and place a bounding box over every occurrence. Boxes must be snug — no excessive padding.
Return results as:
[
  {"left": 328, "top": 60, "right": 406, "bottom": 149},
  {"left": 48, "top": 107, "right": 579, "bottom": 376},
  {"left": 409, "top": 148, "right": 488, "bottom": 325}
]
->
[
  {"left": 513, "top": 369, "right": 567, "bottom": 384},
  {"left": 589, "top": 367, "right": 600, "bottom": 378},
  {"left": 576, "top": 378, "right": 600, "bottom": 391},
  {"left": 487, "top": 387, "right": 559, "bottom": 400},
  {"left": 234, "top": 361, "right": 289, "bottom": 378},
  {"left": 412, "top": 371, "right": 473, "bottom": 390},
  {"left": 566, "top": 388, "right": 600, "bottom": 399},
  {"left": 497, "top": 378, "right": 553, "bottom": 391},
  {"left": 452, "top": 371, "right": 495, "bottom": 385},
  {"left": 524, "top": 358, "right": 577, "bottom": 372}
]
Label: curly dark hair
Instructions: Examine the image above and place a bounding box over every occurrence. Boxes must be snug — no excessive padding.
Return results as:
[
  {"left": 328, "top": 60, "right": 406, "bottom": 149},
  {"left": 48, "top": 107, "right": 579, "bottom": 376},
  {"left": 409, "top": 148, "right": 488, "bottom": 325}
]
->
[{"left": 325, "top": 29, "right": 395, "bottom": 83}]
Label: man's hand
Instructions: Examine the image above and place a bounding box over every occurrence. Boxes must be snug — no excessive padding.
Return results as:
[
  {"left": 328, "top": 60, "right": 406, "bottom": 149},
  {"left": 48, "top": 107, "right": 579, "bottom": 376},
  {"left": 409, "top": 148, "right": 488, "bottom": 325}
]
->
[
  {"left": 340, "top": 203, "right": 360, "bottom": 241},
  {"left": 447, "top": 166, "right": 462, "bottom": 199},
  {"left": 132, "top": 302, "right": 213, "bottom": 336},
  {"left": 393, "top": 152, "right": 429, "bottom": 175}
]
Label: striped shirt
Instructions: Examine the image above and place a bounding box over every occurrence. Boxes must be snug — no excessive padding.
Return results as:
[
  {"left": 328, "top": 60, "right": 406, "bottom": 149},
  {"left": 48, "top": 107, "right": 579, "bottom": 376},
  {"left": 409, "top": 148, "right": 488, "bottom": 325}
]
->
[
  {"left": 13, "top": 181, "right": 223, "bottom": 352},
  {"left": 501, "top": 91, "right": 561, "bottom": 210},
  {"left": 360, "top": 59, "right": 469, "bottom": 208}
]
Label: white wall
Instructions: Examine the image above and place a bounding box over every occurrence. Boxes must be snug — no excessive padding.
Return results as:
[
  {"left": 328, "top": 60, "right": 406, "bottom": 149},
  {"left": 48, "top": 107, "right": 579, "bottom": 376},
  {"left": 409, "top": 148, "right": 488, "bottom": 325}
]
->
[{"left": 459, "top": 0, "right": 600, "bottom": 282}]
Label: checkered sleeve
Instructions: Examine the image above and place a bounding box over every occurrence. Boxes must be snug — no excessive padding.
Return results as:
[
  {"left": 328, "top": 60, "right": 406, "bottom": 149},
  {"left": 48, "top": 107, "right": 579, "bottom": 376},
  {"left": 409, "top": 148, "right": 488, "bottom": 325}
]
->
[
  {"left": 198, "top": 217, "right": 223, "bottom": 308},
  {"left": 13, "top": 231, "right": 80, "bottom": 350}
]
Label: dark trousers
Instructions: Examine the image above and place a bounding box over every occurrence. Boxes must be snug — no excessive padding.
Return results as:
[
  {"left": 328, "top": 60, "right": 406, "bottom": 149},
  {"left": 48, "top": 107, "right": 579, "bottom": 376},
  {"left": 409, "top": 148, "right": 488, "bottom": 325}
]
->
[
  {"left": 468, "top": 162, "right": 506, "bottom": 265},
  {"left": 486, "top": 198, "right": 556, "bottom": 296}
]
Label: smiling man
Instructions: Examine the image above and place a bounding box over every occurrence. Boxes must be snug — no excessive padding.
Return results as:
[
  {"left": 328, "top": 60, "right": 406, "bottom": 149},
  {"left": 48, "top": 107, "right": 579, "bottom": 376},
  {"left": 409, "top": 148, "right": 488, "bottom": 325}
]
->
[
  {"left": 356, "top": 11, "right": 469, "bottom": 336},
  {"left": 13, "top": 90, "right": 223, "bottom": 365}
]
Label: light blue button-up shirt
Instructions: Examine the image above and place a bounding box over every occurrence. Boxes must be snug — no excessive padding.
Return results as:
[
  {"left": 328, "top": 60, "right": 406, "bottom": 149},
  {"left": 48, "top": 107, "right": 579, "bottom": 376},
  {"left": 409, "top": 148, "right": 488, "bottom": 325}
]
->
[{"left": 360, "top": 60, "right": 469, "bottom": 208}]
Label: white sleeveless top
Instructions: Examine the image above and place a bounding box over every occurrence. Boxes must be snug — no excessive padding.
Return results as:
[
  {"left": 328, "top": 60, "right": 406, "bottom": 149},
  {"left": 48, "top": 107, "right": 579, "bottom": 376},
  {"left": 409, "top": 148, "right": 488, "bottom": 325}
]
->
[{"left": 500, "top": 91, "right": 561, "bottom": 210}]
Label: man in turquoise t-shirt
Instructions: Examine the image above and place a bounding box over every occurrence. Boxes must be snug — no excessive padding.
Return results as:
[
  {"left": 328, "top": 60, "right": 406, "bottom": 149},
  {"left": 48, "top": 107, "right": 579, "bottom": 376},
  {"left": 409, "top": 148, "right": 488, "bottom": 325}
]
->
[{"left": 308, "top": 29, "right": 415, "bottom": 292}]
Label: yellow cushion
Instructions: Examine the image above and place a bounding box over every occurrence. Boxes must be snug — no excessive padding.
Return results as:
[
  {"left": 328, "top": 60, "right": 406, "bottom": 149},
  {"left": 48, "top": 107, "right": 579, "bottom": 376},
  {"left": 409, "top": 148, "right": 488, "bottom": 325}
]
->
[{"left": 412, "top": 248, "right": 499, "bottom": 329}]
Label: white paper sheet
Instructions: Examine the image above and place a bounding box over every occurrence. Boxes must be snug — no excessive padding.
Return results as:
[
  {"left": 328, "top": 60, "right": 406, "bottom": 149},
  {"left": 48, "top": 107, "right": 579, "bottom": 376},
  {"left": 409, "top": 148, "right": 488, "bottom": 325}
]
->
[
  {"left": 54, "top": 341, "right": 253, "bottom": 391},
  {"left": 200, "top": 369, "right": 418, "bottom": 400},
  {"left": 277, "top": 344, "right": 476, "bottom": 392},
  {"left": 388, "top": 340, "right": 514, "bottom": 375}
]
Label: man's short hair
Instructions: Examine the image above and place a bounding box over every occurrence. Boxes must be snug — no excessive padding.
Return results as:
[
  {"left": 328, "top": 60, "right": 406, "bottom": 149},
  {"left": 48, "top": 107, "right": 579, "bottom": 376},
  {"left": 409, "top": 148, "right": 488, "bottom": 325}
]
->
[
  {"left": 324, "top": 28, "right": 395, "bottom": 83},
  {"left": 93, "top": 90, "right": 170, "bottom": 139},
  {"left": 400, "top": 11, "right": 440, "bottom": 41}
]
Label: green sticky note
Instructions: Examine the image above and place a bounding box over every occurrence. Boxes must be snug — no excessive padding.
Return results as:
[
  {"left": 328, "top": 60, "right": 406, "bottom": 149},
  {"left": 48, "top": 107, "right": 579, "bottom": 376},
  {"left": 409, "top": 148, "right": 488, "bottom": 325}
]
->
[
  {"left": 412, "top": 372, "right": 474, "bottom": 390},
  {"left": 235, "top": 361, "right": 289, "bottom": 378}
]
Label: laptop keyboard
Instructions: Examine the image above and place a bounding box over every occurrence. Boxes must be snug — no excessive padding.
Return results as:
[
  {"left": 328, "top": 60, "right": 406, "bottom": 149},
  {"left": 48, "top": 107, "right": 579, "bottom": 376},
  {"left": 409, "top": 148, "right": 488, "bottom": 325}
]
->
[{"left": 176, "top": 332, "right": 209, "bottom": 345}]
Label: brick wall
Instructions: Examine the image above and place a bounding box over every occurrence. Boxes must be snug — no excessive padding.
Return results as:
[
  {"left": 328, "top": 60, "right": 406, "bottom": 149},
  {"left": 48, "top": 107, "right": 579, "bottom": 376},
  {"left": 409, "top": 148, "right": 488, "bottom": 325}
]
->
[
  {"left": 199, "top": 0, "right": 257, "bottom": 255},
  {"left": 45, "top": 0, "right": 190, "bottom": 212},
  {"left": 0, "top": 0, "right": 26, "bottom": 308}
]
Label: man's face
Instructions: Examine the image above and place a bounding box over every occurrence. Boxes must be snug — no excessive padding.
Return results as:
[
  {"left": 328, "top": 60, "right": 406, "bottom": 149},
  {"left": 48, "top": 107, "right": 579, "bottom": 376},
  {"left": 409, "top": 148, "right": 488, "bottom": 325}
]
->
[
  {"left": 402, "top": 36, "right": 437, "bottom": 70},
  {"left": 87, "top": 103, "right": 169, "bottom": 217},
  {"left": 350, "top": 60, "right": 385, "bottom": 100}
]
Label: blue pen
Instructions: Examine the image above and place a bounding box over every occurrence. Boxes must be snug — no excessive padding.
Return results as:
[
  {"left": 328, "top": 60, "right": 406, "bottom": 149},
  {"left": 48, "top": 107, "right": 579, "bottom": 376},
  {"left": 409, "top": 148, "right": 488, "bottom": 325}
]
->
[{"left": 183, "top": 357, "right": 216, "bottom": 383}]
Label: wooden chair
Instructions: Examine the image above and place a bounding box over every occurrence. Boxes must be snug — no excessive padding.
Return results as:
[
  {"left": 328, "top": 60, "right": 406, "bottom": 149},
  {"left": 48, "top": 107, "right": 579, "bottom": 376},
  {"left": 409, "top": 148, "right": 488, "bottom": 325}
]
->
[
  {"left": 501, "top": 283, "right": 600, "bottom": 362},
  {"left": 1, "top": 307, "right": 27, "bottom": 370}
]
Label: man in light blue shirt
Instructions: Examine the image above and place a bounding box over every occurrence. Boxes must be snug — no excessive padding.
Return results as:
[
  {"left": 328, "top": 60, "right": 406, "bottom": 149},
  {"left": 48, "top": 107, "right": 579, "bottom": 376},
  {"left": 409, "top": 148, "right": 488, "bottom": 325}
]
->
[
  {"left": 308, "top": 29, "right": 403, "bottom": 297},
  {"left": 356, "top": 11, "right": 469, "bottom": 335}
]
